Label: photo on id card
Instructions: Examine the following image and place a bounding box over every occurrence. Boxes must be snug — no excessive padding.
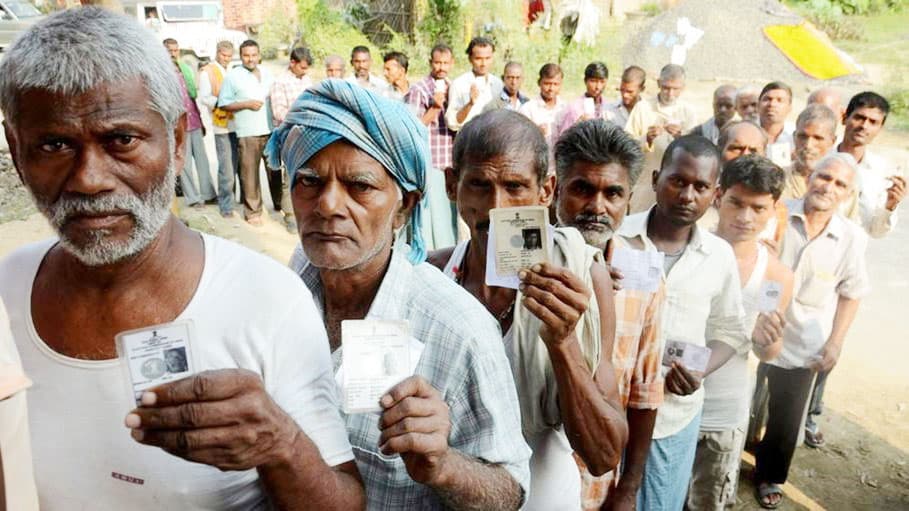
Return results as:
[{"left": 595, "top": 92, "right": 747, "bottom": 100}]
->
[
  {"left": 489, "top": 206, "right": 550, "bottom": 278},
  {"left": 662, "top": 340, "right": 711, "bottom": 374},
  {"left": 116, "top": 320, "right": 197, "bottom": 405}
]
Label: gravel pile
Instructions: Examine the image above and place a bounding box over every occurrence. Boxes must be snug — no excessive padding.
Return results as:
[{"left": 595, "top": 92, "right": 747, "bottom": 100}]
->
[
  {"left": 0, "top": 151, "right": 36, "bottom": 223},
  {"left": 621, "top": 0, "right": 859, "bottom": 85}
]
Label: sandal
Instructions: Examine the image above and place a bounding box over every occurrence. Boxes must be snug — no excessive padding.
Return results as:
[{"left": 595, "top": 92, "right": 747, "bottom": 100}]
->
[
  {"left": 755, "top": 482, "right": 783, "bottom": 509},
  {"left": 804, "top": 428, "right": 825, "bottom": 448}
]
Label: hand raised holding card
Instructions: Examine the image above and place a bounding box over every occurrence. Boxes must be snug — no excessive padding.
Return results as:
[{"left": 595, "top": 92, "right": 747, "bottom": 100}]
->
[{"left": 519, "top": 263, "right": 592, "bottom": 347}]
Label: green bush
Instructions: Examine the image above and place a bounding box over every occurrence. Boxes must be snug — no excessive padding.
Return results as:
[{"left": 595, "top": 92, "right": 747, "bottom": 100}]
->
[
  {"left": 789, "top": 0, "right": 865, "bottom": 40},
  {"left": 295, "top": 0, "right": 379, "bottom": 62}
]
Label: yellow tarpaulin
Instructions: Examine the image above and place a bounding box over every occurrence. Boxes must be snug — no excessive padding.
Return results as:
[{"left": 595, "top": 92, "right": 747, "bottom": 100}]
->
[{"left": 763, "top": 22, "right": 861, "bottom": 80}]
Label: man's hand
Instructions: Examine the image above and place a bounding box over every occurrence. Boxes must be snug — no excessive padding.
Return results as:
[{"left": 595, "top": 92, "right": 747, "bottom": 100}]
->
[
  {"left": 519, "top": 263, "right": 591, "bottom": 346},
  {"left": 379, "top": 376, "right": 453, "bottom": 486},
  {"left": 645, "top": 125, "right": 663, "bottom": 145},
  {"left": 663, "top": 123, "right": 682, "bottom": 139},
  {"left": 752, "top": 311, "right": 785, "bottom": 347},
  {"left": 807, "top": 341, "right": 842, "bottom": 372},
  {"left": 602, "top": 486, "right": 636, "bottom": 511},
  {"left": 665, "top": 362, "right": 702, "bottom": 396},
  {"left": 469, "top": 83, "right": 480, "bottom": 103},
  {"left": 886, "top": 175, "right": 906, "bottom": 211},
  {"left": 246, "top": 99, "right": 264, "bottom": 111},
  {"left": 608, "top": 265, "right": 624, "bottom": 292},
  {"left": 432, "top": 90, "right": 447, "bottom": 109},
  {"left": 125, "top": 369, "right": 298, "bottom": 471}
]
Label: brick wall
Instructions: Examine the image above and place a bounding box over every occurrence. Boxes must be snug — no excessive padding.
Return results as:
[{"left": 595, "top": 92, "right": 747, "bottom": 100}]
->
[{"left": 223, "top": 0, "right": 296, "bottom": 31}]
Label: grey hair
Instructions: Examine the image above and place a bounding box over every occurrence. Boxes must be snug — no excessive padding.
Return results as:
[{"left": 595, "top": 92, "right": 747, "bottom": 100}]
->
[
  {"left": 796, "top": 104, "right": 838, "bottom": 138},
  {"left": 736, "top": 85, "right": 759, "bottom": 99},
  {"left": 0, "top": 7, "right": 183, "bottom": 129},
  {"left": 813, "top": 152, "right": 857, "bottom": 187},
  {"left": 555, "top": 119, "right": 644, "bottom": 185},
  {"left": 325, "top": 54, "right": 344, "bottom": 66},
  {"left": 659, "top": 64, "right": 685, "bottom": 82},
  {"left": 216, "top": 40, "right": 235, "bottom": 52}
]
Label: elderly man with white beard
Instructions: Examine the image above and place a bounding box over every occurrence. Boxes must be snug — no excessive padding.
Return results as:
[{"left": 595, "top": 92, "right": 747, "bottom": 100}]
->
[{"left": 0, "top": 8, "right": 364, "bottom": 510}]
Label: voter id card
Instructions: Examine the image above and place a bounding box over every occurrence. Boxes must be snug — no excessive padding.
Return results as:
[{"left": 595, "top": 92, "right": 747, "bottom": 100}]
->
[
  {"left": 116, "top": 320, "right": 197, "bottom": 405},
  {"left": 758, "top": 281, "right": 783, "bottom": 313},
  {"left": 662, "top": 340, "right": 711, "bottom": 373},
  {"left": 341, "top": 320, "right": 411, "bottom": 414}
]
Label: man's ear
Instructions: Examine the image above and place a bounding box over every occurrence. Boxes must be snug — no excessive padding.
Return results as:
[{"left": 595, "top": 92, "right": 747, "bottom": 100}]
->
[
  {"left": 444, "top": 167, "right": 459, "bottom": 202},
  {"left": 651, "top": 169, "right": 660, "bottom": 191},
  {"left": 713, "top": 188, "right": 724, "bottom": 208},
  {"left": 540, "top": 172, "right": 556, "bottom": 207},
  {"left": 395, "top": 190, "right": 422, "bottom": 231},
  {"left": 2, "top": 120, "right": 24, "bottom": 184},
  {"left": 172, "top": 113, "right": 188, "bottom": 176}
]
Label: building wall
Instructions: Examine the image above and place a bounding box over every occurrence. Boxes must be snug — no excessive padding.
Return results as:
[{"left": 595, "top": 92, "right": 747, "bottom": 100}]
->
[{"left": 223, "top": 0, "right": 296, "bottom": 31}]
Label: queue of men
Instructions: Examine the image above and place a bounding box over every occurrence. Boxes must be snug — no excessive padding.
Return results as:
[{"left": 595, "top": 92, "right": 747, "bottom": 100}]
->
[{"left": 0, "top": 6, "right": 906, "bottom": 511}]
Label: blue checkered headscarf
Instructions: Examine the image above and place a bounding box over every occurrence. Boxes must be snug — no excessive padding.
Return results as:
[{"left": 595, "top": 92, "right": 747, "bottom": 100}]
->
[{"left": 266, "top": 79, "right": 430, "bottom": 264}]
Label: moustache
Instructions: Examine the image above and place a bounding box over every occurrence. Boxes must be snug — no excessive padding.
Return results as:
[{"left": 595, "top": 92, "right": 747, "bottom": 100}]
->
[{"left": 573, "top": 213, "right": 614, "bottom": 231}]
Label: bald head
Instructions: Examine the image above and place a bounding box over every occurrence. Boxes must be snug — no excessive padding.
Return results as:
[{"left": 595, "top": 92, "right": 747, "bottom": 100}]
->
[
  {"left": 719, "top": 120, "right": 768, "bottom": 163},
  {"left": 807, "top": 87, "right": 845, "bottom": 122},
  {"left": 805, "top": 153, "right": 857, "bottom": 212}
]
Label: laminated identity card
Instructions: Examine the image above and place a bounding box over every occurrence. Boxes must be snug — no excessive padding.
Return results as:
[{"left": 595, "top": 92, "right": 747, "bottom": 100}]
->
[
  {"left": 610, "top": 247, "right": 664, "bottom": 293},
  {"left": 662, "top": 340, "right": 711, "bottom": 373},
  {"left": 758, "top": 281, "right": 783, "bottom": 313},
  {"left": 486, "top": 206, "right": 551, "bottom": 289},
  {"left": 115, "top": 320, "right": 197, "bottom": 405},
  {"left": 341, "top": 320, "right": 411, "bottom": 414}
]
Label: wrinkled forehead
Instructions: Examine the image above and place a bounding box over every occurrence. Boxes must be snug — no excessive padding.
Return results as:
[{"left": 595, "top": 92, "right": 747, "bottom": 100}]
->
[{"left": 11, "top": 79, "right": 158, "bottom": 128}]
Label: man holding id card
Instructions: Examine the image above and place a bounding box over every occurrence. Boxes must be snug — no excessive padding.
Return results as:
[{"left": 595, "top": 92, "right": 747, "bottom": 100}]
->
[
  {"left": 0, "top": 9, "right": 363, "bottom": 510},
  {"left": 430, "top": 110, "right": 627, "bottom": 511},
  {"left": 270, "top": 80, "right": 531, "bottom": 510},
  {"left": 616, "top": 135, "right": 748, "bottom": 510}
]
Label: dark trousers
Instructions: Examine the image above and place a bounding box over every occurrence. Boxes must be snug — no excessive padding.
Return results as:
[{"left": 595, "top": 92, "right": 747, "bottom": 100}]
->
[{"left": 754, "top": 363, "right": 816, "bottom": 484}]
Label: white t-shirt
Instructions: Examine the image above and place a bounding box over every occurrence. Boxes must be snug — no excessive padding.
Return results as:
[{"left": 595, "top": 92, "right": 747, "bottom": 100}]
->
[
  {"left": 0, "top": 234, "right": 354, "bottom": 510},
  {"left": 0, "top": 298, "right": 39, "bottom": 511}
]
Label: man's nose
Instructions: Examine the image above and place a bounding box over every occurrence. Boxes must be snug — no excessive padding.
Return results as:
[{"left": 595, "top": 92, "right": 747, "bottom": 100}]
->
[{"left": 65, "top": 144, "right": 119, "bottom": 196}]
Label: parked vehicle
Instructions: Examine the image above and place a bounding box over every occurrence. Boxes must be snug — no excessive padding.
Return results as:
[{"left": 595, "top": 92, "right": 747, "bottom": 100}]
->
[
  {"left": 123, "top": 0, "right": 247, "bottom": 67},
  {"left": 0, "top": 0, "right": 43, "bottom": 52}
]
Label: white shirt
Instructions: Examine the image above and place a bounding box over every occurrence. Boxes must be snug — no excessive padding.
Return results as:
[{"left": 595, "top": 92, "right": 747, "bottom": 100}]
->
[
  {"left": 844, "top": 148, "right": 899, "bottom": 238},
  {"left": 445, "top": 71, "right": 504, "bottom": 131},
  {"left": 773, "top": 200, "right": 871, "bottom": 369},
  {"left": 345, "top": 73, "right": 388, "bottom": 93},
  {"left": 0, "top": 235, "right": 354, "bottom": 510},
  {"left": 0, "top": 298, "right": 39, "bottom": 511},
  {"left": 618, "top": 209, "right": 748, "bottom": 438},
  {"left": 197, "top": 61, "right": 233, "bottom": 135},
  {"left": 519, "top": 96, "right": 567, "bottom": 174},
  {"left": 700, "top": 244, "right": 768, "bottom": 431}
]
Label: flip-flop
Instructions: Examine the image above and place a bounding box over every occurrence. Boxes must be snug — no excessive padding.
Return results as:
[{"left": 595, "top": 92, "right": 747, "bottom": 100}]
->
[
  {"left": 755, "top": 482, "right": 783, "bottom": 509},
  {"left": 805, "top": 428, "right": 825, "bottom": 448}
]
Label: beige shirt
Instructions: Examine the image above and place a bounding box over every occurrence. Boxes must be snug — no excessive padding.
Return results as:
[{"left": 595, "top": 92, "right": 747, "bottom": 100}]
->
[
  {"left": 0, "top": 298, "right": 38, "bottom": 511},
  {"left": 840, "top": 148, "right": 899, "bottom": 238},
  {"left": 773, "top": 199, "right": 870, "bottom": 369},
  {"left": 624, "top": 96, "right": 697, "bottom": 213}
]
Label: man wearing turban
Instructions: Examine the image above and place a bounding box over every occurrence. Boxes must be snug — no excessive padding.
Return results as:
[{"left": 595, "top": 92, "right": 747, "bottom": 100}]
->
[{"left": 268, "top": 80, "right": 531, "bottom": 509}]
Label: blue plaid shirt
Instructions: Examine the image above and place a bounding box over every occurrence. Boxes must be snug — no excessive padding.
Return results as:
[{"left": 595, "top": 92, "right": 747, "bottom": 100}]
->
[{"left": 291, "top": 247, "right": 531, "bottom": 509}]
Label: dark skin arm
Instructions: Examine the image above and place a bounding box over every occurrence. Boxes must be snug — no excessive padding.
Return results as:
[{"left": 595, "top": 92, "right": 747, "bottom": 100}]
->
[
  {"left": 519, "top": 262, "right": 628, "bottom": 475},
  {"left": 603, "top": 408, "right": 656, "bottom": 511},
  {"left": 378, "top": 376, "right": 522, "bottom": 510},
  {"left": 220, "top": 99, "right": 263, "bottom": 112},
  {"left": 127, "top": 370, "right": 365, "bottom": 510}
]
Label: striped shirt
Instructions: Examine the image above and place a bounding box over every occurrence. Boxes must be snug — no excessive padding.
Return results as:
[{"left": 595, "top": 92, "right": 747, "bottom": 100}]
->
[{"left": 291, "top": 247, "right": 532, "bottom": 509}]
